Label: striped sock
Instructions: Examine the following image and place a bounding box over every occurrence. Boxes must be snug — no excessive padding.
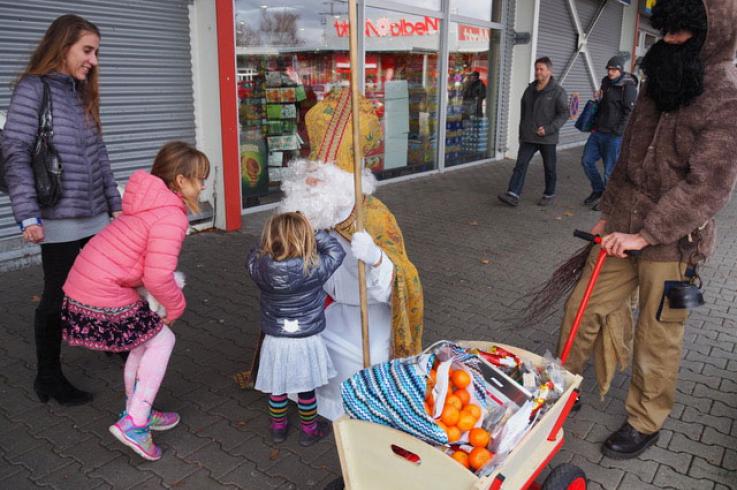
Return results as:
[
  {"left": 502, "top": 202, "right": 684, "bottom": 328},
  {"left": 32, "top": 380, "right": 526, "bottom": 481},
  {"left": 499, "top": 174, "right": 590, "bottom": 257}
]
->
[
  {"left": 298, "top": 391, "right": 318, "bottom": 433},
  {"left": 269, "top": 394, "right": 288, "bottom": 429}
]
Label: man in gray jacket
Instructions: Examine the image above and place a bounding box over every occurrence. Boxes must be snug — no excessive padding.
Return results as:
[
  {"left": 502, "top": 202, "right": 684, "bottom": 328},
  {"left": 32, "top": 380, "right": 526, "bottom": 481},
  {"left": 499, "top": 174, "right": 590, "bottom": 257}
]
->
[{"left": 498, "top": 57, "right": 569, "bottom": 207}]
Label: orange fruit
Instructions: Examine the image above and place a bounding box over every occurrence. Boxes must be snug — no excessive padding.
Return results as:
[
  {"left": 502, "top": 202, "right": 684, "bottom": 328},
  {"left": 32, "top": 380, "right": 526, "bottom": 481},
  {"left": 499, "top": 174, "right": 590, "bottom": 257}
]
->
[
  {"left": 457, "top": 413, "right": 476, "bottom": 432},
  {"left": 451, "top": 450, "right": 470, "bottom": 468},
  {"left": 468, "top": 447, "right": 493, "bottom": 471},
  {"left": 446, "top": 425, "right": 462, "bottom": 443},
  {"left": 451, "top": 370, "right": 471, "bottom": 389},
  {"left": 436, "top": 420, "right": 448, "bottom": 432},
  {"left": 440, "top": 405, "right": 460, "bottom": 426},
  {"left": 464, "top": 404, "right": 482, "bottom": 419},
  {"left": 468, "top": 428, "right": 491, "bottom": 448},
  {"left": 454, "top": 388, "right": 470, "bottom": 406},
  {"left": 445, "top": 394, "right": 463, "bottom": 411}
]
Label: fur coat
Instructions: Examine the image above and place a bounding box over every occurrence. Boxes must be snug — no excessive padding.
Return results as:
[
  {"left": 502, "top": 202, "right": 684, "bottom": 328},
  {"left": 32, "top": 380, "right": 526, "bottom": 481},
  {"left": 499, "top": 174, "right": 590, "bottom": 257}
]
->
[{"left": 599, "top": 0, "right": 737, "bottom": 262}]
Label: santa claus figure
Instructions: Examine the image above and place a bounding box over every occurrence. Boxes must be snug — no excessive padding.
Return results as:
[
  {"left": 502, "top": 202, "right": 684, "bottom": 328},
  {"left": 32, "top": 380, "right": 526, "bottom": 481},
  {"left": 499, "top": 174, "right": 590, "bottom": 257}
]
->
[{"left": 277, "top": 88, "right": 424, "bottom": 420}]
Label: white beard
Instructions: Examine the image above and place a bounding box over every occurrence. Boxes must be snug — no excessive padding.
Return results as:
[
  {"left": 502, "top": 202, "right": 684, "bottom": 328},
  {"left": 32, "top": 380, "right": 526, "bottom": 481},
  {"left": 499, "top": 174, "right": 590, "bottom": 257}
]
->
[{"left": 278, "top": 159, "right": 376, "bottom": 230}]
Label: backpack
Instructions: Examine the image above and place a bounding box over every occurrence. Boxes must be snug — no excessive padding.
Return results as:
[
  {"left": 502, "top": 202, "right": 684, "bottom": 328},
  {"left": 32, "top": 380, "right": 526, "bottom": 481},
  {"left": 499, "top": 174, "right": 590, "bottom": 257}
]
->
[{"left": 0, "top": 111, "right": 7, "bottom": 193}]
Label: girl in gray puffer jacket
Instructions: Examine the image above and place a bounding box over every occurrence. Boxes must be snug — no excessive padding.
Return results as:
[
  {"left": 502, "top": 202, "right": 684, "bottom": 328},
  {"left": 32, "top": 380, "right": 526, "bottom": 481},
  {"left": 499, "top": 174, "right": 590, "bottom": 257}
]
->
[{"left": 247, "top": 212, "right": 345, "bottom": 447}]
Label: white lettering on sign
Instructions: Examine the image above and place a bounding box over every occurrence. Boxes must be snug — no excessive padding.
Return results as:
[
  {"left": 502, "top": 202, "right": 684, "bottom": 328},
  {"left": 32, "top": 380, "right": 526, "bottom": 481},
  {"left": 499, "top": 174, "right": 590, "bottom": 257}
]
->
[
  {"left": 458, "top": 25, "right": 490, "bottom": 42},
  {"left": 333, "top": 16, "right": 440, "bottom": 38}
]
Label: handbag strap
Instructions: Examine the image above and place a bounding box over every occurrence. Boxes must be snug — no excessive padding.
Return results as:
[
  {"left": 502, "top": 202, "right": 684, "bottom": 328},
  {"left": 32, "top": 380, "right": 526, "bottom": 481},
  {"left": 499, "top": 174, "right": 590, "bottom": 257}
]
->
[{"left": 38, "top": 77, "right": 54, "bottom": 138}]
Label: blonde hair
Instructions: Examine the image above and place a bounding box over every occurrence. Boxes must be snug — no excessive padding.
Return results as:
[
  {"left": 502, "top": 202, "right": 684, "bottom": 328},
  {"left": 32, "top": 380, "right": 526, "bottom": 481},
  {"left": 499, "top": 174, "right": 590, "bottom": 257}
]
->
[
  {"left": 21, "top": 15, "right": 102, "bottom": 130},
  {"left": 260, "top": 212, "right": 318, "bottom": 271},
  {"left": 150, "top": 141, "right": 211, "bottom": 212}
]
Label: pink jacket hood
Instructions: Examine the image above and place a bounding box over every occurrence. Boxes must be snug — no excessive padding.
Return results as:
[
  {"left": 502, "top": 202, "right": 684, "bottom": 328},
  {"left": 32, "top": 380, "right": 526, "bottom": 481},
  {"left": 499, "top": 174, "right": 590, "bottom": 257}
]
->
[
  {"left": 63, "top": 170, "right": 189, "bottom": 321},
  {"left": 122, "top": 170, "right": 186, "bottom": 216}
]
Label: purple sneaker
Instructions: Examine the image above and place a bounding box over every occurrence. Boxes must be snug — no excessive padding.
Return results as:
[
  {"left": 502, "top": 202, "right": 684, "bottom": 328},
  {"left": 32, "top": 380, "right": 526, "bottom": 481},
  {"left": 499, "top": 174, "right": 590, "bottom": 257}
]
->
[
  {"left": 149, "top": 410, "right": 180, "bottom": 431},
  {"left": 299, "top": 420, "right": 331, "bottom": 447},
  {"left": 271, "top": 421, "right": 289, "bottom": 443},
  {"left": 109, "top": 414, "right": 161, "bottom": 461}
]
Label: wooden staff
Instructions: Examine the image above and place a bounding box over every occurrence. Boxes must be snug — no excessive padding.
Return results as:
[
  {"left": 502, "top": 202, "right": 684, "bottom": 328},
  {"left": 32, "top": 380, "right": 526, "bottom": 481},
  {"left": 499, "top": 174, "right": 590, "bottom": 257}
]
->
[{"left": 348, "top": 0, "right": 371, "bottom": 368}]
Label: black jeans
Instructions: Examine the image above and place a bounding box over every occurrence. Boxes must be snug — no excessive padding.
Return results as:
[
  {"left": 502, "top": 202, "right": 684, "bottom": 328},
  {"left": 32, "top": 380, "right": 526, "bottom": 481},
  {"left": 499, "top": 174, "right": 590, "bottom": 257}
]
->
[
  {"left": 506, "top": 142, "right": 558, "bottom": 197},
  {"left": 35, "top": 237, "right": 91, "bottom": 379}
]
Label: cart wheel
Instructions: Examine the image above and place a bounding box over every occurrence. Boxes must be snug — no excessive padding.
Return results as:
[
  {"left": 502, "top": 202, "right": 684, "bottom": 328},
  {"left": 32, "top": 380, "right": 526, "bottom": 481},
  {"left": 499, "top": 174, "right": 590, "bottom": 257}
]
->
[
  {"left": 323, "top": 477, "right": 344, "bottom": 490},
  {"left": 542, "top": 463, "right": 586, "bottom": 490}
]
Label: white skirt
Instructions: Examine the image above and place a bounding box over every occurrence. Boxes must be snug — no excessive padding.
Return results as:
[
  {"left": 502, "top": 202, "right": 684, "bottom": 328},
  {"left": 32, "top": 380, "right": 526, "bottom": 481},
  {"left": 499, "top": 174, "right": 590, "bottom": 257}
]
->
[{"left": 255, "top": 333, "right": 337, "bottom": 395}]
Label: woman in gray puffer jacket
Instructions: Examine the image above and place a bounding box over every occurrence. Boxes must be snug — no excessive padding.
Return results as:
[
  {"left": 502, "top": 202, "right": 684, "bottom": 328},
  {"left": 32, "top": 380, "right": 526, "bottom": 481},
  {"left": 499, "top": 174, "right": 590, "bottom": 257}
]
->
[
  {"left": 2, "top": 15, "right": 121, "bottom": 406},
  {"left": 248, "top": 212, "right": 345, "bottom": 447}
]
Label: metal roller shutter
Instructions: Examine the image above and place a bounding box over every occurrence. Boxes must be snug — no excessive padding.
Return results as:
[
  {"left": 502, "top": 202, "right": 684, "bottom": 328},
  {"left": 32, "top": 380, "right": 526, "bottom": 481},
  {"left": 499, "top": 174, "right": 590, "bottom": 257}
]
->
[
  {"left": 497, "top": 0, "right": 516, "bottom": 154},
  {"left": 0, "top": 0, "right": 195, "bottom": 239},
  {"left": 535, "top": 0, "right": 622, "bottom": 146}
]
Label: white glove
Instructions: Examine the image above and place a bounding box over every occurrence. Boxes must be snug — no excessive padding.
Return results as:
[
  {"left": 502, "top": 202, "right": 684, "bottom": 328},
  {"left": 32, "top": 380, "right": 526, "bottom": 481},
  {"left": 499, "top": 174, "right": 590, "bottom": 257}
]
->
[{"left": 351, "top": 231, "right": 382, "bottom": 266}]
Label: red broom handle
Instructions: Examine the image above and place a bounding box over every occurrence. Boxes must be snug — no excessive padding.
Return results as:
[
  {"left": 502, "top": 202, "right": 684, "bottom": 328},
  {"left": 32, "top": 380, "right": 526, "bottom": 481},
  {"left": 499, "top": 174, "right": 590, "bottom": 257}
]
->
[{"left": 560, "top": 244, "right": 608, "bottom": 365}]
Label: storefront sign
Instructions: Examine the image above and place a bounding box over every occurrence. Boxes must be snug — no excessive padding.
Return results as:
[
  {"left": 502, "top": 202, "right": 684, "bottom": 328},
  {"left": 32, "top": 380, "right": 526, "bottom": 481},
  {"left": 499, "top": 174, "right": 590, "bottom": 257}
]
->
[
  {"left": 333, "top": 16, "right": 440, "bottom": 38},
  {"left": 458, "top": 25, "right": 490, "bottom": 42}
]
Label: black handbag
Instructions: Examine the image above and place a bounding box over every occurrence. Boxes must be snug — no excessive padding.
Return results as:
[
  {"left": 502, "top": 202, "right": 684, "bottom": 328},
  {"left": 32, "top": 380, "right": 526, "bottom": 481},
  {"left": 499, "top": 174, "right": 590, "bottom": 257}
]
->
[{"left": 32, "top": 77, "right": 63, "bottom": 207}]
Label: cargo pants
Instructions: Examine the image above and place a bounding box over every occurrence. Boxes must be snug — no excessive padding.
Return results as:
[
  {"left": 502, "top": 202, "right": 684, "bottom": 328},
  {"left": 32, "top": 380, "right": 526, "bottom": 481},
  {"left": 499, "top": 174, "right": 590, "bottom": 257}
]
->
[{"left": 557, "top": 246, "right": 688, "bottom": 434}]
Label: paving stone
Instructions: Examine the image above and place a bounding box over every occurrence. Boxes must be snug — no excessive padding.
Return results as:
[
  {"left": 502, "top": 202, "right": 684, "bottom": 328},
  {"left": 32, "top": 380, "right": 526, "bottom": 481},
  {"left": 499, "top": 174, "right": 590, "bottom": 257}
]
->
[
  {"left": 183, "top": 441, "right": 247, "bottom": 479},
  {"left": 700, "top": 426, "right": 737, "bottom": 450},
  {"left": 36, "top": 461, "right": 108, "bottom": 489},
  {"left": 662, "top": 418, "right": 704, "bottom": 442},
  {"left": 653, "top": 464, "right": 715, "bottom": 490},
  {"left": 193, "top": 418, "right": 257, "bottom": 452},
  {"left": 218, "top": 460, "right": 287, "bottom": 488},
  {"left": 0, "top": 424, "right": 44, "bottom": 459},
  {"left": 56, "top": 435, "right": 122, "bottom": 474},
  {"left": 617, "top": 472, "right": 663, "bottom": 490},
  {"left": 159, "top": 425, "right": 213, "bottom": 459},
  {"left": 231, "top": 435, "right": 294, "bottom": 472},
  {"left": 669, "top": 432, "right": 724, "bottom": 466},
  {"left": 0, "top": 466, "right": 41, "bottom": 490},
  {"left": 265, "top": 450, "right": 333, "bottom": 488},
  {"left": 0, "top": 455, "right": 24, "bottom": 479},
  {"left": 6, "top": 439, "right": 76, "bottom": 481},
  {"left": 137, "top": 451, "right": 200, "bottom": 486},
  {"left": 681, "top": 407, "right": 733, "bottom": 436},
  {"left": 723, "top": 449, "right": 737, "bottom": 472},
  {"left": 640, "top": 445, "right": 693, "bottom": 475},
  {"left": 689, "top": 457, "right": 737, "bottom": 488},
  {"left": 600, "top": 456, "right": 659, "bottom": 484},
  {"left": 89, "top": 455, "right": 153, "bottom": 489}
]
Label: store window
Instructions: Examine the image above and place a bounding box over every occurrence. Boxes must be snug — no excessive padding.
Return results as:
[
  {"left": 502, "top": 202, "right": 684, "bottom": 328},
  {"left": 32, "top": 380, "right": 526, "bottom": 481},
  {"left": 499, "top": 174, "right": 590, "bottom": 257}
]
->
[
  {"left": 360, "top": 7, "right": 442, "bottom": 178},
  {"left": 235, "top": 0, "right": 351, "bottom": 208},
  {"left": 445, "top": 24, "right": 502, "bottom": 167},
  {"left": 377, "top": 0, "right": 442, "bottom": 11},
  {"left": 450, "top": 0, "right": 493, "bottom": 22}
]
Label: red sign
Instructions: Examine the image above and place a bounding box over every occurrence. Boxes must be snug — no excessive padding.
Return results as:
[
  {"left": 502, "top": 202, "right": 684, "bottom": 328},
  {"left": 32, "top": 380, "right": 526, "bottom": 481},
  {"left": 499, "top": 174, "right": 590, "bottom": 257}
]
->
[
  {"left": 333, "top": 16, "right": 440, "bottom": 38},
  {"left": 458, "top": 25, "right": 490, "bottom": 42}
]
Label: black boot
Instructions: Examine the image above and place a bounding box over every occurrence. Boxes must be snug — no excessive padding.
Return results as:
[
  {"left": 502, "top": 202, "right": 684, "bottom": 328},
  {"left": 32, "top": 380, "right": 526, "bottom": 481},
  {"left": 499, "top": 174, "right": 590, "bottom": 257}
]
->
[
  {"left": 602, "top": 422, "right": 659, "bottom": 459},
  {"left": 34, "top": 309, "right": 93, "bottom": 406}
]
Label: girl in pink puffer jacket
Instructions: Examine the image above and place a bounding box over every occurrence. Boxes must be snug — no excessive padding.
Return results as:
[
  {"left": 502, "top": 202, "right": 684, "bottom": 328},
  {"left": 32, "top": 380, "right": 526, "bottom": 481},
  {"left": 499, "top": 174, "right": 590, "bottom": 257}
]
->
[{"left": 61, "top": 141, "right": 209, "bottom": 462}]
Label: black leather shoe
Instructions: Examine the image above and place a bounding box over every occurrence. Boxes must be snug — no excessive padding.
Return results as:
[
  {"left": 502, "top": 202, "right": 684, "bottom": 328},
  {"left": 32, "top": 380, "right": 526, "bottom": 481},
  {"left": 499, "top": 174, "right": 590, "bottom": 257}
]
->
[
  {"left": 602, "top": 422, "right": 659, "bottom": 459},
  {"left": 497, "top": 193, "right": 519, "bottom": 207},
  {"left": 583, "top": 191, "right": 603, "bottom": 206},
  {"left": 34, "top": 374, "right": 94, "bottom": 406}
]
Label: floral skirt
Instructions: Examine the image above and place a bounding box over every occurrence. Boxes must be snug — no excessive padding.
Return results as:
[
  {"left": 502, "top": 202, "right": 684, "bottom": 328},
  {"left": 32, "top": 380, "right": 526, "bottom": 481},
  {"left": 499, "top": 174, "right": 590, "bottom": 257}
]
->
[{"left": 61, "top": 296, "right": 164, "bottom": 352}]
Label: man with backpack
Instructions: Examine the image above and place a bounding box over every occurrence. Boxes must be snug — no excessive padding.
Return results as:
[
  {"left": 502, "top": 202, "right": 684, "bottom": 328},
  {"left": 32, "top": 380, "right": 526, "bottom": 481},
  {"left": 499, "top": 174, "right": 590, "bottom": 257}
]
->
[{"left": 580, "top": 56, "right": 638, "bottom": 210}]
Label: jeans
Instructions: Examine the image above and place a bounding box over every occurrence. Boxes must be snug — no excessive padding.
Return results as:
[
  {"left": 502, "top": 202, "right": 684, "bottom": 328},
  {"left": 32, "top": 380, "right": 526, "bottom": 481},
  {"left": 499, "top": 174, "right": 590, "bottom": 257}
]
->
[
  {"left": 581, "top": 131, "right": 622, "bottom": 193},
  {"left": 507, "top": 142, "right": 557, "bottom": 197},
  {"left": 35, "top": 237, "right": 91, "bottom": 378}
]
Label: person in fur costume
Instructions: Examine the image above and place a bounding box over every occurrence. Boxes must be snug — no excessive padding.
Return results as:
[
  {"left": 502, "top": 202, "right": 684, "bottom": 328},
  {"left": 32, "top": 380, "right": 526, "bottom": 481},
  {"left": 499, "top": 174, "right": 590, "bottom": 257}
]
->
[
  {"left": 555, "top": 0, "right": 737, "bottom": 459},
  {"left": 237, "top": 88, "right": 424, "bottom": 421}
]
